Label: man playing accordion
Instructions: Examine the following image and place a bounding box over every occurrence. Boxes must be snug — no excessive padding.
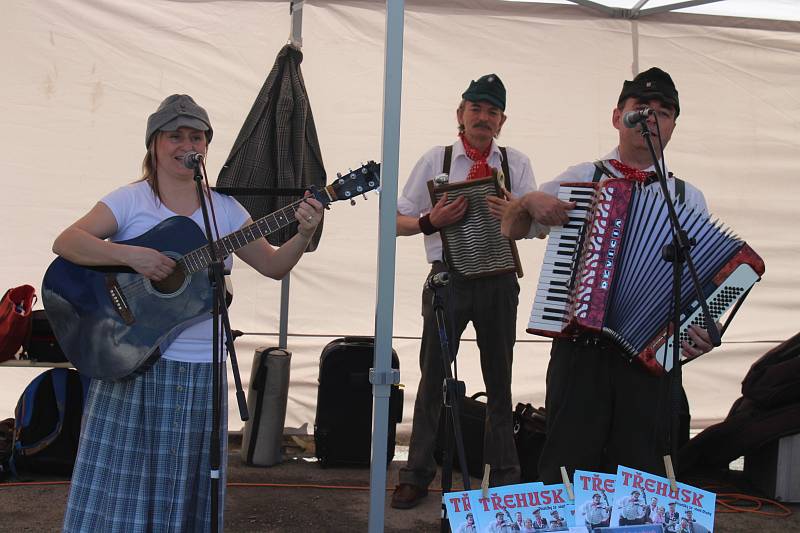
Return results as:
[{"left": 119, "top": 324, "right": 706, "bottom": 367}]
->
[{"left": 502, "top": 67, "right": 717, "bottom": 483}]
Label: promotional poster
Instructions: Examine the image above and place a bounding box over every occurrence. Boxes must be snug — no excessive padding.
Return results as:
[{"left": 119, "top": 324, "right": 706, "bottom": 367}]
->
[{"left": 609, "top": 465, "right": 716, "bottom": 532}]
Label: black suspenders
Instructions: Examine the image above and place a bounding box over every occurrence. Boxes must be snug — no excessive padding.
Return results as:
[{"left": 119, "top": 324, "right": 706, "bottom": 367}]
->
[
  {"left": 591, "top": 160, "right": 685, "bottom": 203},
  {"left": 442, "top": 145, "right": 512, "bottom": 192},
  {"left": 443, "top": 144, "right": 453, "bottom": 176}
]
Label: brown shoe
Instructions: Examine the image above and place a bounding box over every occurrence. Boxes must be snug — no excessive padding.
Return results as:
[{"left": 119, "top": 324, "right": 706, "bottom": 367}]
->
[{"left": 390, "top": 483, "right": 428, "bottom": 509}]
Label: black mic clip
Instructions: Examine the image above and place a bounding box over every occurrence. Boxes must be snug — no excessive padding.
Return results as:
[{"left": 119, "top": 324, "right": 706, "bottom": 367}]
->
[{"left": 426, "top": 271, "right": 450, "bottom": 290}]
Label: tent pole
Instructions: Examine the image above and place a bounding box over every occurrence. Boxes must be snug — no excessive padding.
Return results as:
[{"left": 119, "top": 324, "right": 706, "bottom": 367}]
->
[
  {"left": 277, "top": 0, "right": 303, "bottom": 351},
  {"left": 369, "top": 1, "right": 404, "bottom": 532},
  {"left": 639, "top": 0, "right": 725, "bottom": 17},
  {"left": 631, "top": 19, "right": 640, "bottom": 76},
  {"left": 279, "top": 274, "right": 290, "bottom": 349}
]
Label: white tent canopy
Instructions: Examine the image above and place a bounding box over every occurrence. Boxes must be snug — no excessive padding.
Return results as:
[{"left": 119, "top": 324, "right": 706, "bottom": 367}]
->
[
  {"left": 518, "top": 0, "right": 800, "bottom": 21},
  {"left": 2, "top": 0, "right": 798, "bottom": 441}
]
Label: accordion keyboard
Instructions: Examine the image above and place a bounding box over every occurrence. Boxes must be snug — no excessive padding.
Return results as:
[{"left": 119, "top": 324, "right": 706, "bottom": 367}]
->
[{"left": 528, "top": 183, "right": 596, "bottom": 334}]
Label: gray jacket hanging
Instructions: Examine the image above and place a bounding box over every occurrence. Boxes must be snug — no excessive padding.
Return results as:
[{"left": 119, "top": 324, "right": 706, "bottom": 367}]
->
[{"left": 217, "top": 44, "right": 326, "bottom": 249}]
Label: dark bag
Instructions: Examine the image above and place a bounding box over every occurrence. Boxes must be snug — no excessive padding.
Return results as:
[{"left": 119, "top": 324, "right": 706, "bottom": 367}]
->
[
  {"left": 0, "top": 418, "right": 13, "bottom": 480},
  {"left": 12, "top": 368, "right": 91, "bottom": 476},
  {"left": 741, "top": 331, "right": 800, "bottom": 408},
  {"left": 23, "top": 309, "right": 67, "bottom": 363},
  {"left": 678, "top": 332, "right": 800, "bottom": 474},
  {"left": 434, "top": 391, "right": 487, "bottom": 479},
  {"left": 0, "top": 285, "right": 36, "bottom": 361},
  {"left": 513, "top": 402, "right": 547, "bottom": 482},
  {"left": 314, "top": 337, "right": 403, "bottom": 467}
]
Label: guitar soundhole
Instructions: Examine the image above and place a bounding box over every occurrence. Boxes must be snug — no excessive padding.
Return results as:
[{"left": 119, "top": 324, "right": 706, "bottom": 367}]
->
[{"left": 151, "top": 271, "right": 187, "bottom": 295}]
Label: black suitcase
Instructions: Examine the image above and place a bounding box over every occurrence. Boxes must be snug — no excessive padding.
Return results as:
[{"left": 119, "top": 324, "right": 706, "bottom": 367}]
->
[
  {"left": 434, "top": 391, "right": 487, "bottom": 479},
  {"left": 314, "top": 336, "right": 403, "bottom": 467}
]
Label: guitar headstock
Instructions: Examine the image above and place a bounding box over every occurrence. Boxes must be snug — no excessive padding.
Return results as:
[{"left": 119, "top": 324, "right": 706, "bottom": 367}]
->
[{"left": 314, "top": 161, "right": 381, "bottom": 207}]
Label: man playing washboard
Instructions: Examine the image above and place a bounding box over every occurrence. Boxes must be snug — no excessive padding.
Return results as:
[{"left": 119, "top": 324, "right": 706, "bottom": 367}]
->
[{"left": 392, "top": 74, "right": 571, "bottom": 509}]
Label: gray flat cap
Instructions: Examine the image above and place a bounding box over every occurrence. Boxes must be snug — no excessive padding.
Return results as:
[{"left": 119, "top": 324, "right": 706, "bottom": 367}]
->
[{"left": 145, "top": 94, "right": 213, "bottom": 147}]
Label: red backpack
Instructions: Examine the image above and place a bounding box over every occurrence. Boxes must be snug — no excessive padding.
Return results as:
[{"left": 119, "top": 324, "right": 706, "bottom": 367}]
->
[{"left": 0, "top": 285, "right": 36, "bottom": 361}]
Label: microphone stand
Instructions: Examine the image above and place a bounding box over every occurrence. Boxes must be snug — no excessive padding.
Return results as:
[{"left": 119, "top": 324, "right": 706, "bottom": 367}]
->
[
  {"left": 635, "top": 121, "right": 721, "bottom": 471},
  {"left": 190, "top": 159, "right": 250, "bottom": 533},
  {"left": 429, "top": 272, "right": 472, "bottom": 533}
]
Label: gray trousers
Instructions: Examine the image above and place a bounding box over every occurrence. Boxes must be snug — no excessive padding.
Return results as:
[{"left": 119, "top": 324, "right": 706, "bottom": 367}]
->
[{"left": 399, "top": 264, "right": 521, "bottom": 488}]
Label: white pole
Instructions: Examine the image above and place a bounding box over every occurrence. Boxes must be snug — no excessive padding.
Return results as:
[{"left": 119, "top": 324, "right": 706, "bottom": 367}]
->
[{"left": 368, "top": 1, "right": 404, "bottom": 531}]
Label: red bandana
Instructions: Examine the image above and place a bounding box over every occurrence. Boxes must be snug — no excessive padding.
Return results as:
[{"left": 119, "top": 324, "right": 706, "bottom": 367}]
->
[
  {"left": 459, "top": 132, "right": 493, "bottom": 180},
  {"left": 608, "top": 159, "right": 656, "bottom": 184}
]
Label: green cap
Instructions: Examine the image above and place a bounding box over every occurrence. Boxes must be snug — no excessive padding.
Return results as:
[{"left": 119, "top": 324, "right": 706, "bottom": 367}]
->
[{"left": 462, "top": 73, "right": 506, "bottom": 111}]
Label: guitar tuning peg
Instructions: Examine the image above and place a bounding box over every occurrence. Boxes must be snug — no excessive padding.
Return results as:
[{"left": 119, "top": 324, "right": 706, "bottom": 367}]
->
[
  {"left": 325, "top": 204, "right": 332, "bottom": 210},
  {"left": 362, "top": 193, "right": 368, "bottom": 200},
  {"left": 350, "top": 198, "right": 356, "bottom": 206},
  {"left": 336, "top": 172, "right": 342, "bottom": 179}
]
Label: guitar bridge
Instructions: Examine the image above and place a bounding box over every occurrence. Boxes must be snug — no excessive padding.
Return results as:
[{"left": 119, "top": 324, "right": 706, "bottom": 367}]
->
[{"left": 105, "top": 275, "right": 135, "bottom": 325}]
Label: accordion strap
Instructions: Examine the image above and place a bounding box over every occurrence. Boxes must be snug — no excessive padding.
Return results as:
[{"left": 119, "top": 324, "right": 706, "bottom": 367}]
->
[
  {"left": 442, "top": 144, "right": 512, "bottom": 192},
  {"left": 592, "top": 160, "right": 685, "bottom": 203},
  {"left": 592, "top": 160, "right": 615, "bottom": 182}
]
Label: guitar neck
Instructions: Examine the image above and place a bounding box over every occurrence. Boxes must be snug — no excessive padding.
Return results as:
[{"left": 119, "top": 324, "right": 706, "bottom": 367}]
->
[{"left": 180, "top": 189, "right": 332, "bottom": 275}]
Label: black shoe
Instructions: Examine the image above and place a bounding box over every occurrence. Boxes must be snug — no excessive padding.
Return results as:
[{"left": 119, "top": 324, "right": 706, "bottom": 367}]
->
[{"left": 390, "top": 483, "right": 428, "bottom": 509}]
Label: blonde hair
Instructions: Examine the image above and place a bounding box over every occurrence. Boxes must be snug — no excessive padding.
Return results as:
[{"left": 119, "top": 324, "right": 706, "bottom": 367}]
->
[
  {"left": 136, "top": 129, "right": 210, "bottom": 203},
  {"left": 137, "top": 134, "right": 162, "bottom": 203}
]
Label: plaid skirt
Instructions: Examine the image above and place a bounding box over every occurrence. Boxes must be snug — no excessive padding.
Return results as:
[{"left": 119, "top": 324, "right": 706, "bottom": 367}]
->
[{"left": 63, "top": 358, "right": 228, "bottom": 533}]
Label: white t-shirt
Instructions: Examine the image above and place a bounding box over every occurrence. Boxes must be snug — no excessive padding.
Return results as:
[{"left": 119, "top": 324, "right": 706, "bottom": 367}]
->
[
  {"left": 397, "top": 139, "right": 540, "bottom": 263},
  {"left": 101, "top": 180, "right": 251, "bottom": 363}
]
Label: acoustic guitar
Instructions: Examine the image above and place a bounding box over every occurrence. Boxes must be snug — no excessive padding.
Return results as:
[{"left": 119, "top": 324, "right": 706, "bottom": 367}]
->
[{"left": 42, "top": 162, "right": 380, "bottom": 380}]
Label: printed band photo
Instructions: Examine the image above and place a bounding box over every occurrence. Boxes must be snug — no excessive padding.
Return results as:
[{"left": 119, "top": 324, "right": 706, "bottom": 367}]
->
[
  {"left": 610, "top": 465, "right": 716, "bottom": 532},
  {"left": 573, "top": 470, "right": 616, "bottom": 530}
]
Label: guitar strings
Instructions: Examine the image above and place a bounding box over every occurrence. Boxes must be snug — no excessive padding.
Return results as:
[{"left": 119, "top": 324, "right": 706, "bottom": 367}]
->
[{"left": 114, "top": 198, "right": 308, "bottom": 296}]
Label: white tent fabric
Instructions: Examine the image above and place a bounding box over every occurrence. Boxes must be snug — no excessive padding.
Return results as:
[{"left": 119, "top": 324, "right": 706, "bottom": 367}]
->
[
  {"left": 525, "top": 0, "right": 800, "bottom": 22},
  {"left": 1, "top": 0, "right": 798, "bottom": 436}
]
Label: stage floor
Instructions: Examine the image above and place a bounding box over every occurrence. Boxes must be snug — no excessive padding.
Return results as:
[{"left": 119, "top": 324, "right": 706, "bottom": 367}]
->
[{"left": 1, "top": 435, "right": 796, "bottom": 532}]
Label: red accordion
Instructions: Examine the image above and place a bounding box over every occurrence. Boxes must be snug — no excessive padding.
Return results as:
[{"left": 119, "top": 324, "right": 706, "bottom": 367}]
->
[{"left": 527, "top": 178, "right": 765, "bottom": 375}]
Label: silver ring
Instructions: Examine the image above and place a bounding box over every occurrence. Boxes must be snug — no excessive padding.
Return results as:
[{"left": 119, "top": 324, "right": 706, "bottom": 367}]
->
[{"left": 307, "top": 216, "right": 312, "bottom": 221}]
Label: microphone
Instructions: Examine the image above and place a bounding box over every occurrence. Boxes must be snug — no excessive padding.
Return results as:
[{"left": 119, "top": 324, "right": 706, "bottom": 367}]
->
[
  {"left": 183, "top": 151, "right": 204, "bottom": 168},
  {"left": 622, "top": 107, "right": 653, "bottom": 128},
  {"left": 426, "top": 272, "right": 449, "bottom": 290}
]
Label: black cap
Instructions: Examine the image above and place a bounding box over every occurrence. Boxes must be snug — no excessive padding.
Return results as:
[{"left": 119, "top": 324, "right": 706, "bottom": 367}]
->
[
  {"left": 145, "top": 94, "right": 213, "bottom": 147},
  {"left": 618, "top": 67, "right": 680, "bottom": 117},
  {"left": 462, "top": 73, "right": 506, "bottom": 111}
]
